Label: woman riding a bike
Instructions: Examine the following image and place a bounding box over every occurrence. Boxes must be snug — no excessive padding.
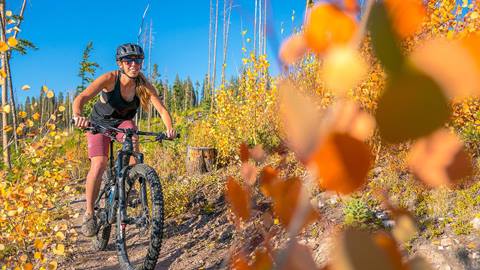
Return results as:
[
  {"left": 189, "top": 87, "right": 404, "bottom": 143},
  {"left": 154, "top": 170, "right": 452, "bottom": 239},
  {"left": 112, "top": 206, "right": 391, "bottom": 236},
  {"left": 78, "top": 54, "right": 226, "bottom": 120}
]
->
[{"left": 72, "top": 43, "right": 175, "bottom": 237}]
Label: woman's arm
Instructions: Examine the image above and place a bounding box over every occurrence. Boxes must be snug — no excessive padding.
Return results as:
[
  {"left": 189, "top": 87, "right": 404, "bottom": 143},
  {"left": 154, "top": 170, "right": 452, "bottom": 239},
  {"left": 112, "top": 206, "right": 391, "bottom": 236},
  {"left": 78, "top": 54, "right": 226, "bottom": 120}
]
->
[
  {"left": 144, "top": 79, "right": 175, "bottom": 138},
  {"left": 72, "top": 72, "right": 115, "bottom": 127}
]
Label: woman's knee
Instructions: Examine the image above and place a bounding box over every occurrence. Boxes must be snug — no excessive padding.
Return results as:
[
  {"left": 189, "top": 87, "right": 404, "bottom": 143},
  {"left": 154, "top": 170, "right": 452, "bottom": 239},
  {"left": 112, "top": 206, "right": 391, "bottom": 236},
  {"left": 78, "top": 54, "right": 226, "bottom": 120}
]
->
[{"left": 89, "top": 156, "right": 108, "bottom": 173}]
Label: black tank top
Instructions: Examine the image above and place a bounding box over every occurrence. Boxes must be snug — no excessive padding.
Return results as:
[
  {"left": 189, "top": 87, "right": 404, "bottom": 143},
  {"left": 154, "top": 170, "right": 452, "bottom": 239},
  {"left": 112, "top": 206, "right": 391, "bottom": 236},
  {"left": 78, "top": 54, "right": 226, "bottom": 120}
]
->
[{"left": 90, "top": 71, "right": 140, "bottom": 127}]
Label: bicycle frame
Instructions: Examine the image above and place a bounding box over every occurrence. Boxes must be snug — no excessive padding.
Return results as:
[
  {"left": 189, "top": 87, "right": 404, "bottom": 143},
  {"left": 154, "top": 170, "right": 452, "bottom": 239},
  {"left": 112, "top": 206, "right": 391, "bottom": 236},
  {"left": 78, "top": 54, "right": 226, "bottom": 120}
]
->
[{"left": 95, "top": 128, "right": 145, "bottom": 227}]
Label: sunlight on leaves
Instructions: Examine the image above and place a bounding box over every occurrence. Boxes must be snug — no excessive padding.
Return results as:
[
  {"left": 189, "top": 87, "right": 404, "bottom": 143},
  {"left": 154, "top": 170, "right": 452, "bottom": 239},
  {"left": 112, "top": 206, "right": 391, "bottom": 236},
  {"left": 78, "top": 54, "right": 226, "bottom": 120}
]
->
[
  {"left": 321, "top": 46, "right": 368, "bottom": 93},
  {"left": 304, "top": 3, "right": 358, "bottom": 55},
  {"left": 7, "top": 37, "right": 18, "bottom": 47}
]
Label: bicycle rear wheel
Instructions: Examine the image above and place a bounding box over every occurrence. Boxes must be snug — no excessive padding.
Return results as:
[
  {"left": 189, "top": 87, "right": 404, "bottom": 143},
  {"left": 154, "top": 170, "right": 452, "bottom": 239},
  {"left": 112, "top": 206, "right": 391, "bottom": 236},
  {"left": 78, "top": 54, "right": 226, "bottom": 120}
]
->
[{"left": 116, "top": 164, "right": 164, "bottom": 270}]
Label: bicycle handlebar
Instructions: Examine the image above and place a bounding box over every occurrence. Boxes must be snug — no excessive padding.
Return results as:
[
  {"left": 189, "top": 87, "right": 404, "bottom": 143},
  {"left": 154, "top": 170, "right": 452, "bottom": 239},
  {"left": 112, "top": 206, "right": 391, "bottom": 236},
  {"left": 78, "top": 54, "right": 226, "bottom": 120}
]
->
[{"left": 71, "top": 119, "right": 180, "bottom": 142}]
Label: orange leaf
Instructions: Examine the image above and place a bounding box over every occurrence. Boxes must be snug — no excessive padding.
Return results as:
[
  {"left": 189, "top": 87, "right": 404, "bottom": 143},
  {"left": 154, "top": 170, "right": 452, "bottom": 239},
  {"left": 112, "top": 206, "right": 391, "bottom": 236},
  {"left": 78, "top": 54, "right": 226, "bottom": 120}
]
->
[
  {"left": 241, "top": 162, "right": 258, "bottom": 186},
  {"left": 239, "top": 143, "right": 250, "bottom": 163},
  {"left": 304, "top": 3, "right": 358, "bottom": 54},
  {"left": 278, "top": 80, "right": 323, "bottom": 161},
  {"left": 461, "top": 34, "right": 480, "bottom": 72},
  {"left": 391, "top": 212, "right": 418, "bottom": 244},
  {"left": 231, "top": 253, "right": 251, "bottom": 270},
  {"left": 307, "top": 133, "right": 372, "bottom": 194},
  {"left": 270, "top": 177, "right": 319, "bottom": 229},
  {"left": 410, "top": 38, "right": 480, "bottom": 99},
  {"left": 327, "top": 100, "right": 376, "bottom": 141},
  {"left": 373, "top": 232, "right": 405, "bottom": 269},
  {"left": 408, "top": 129, "right": 473, "bottom": 188},
  {"left": 344, "top": 0, "right": 359, "bottom": 13},
  {"left": 251, "top": 248, "right": 273, "bottom": 270},
  {"left": 332, "top": 229, "right": 404, "bottom": 270},
  {"left": 249, "top": 144, "right": 266, "bottom": 163},
  {"left": 259, "top": 166, "right": 279, "bottom": 197},
  {"left": 279, "top": 33, "right": 308, "bottom": 65},
  {"left": 384, "top": 0, "right": 425, "bottom": 38},
  {"left": 225, "top": 177, "right": 251, "bottom": 222},
  {"left": 282, "top": 242, "right": 319, "bottom": 270}
]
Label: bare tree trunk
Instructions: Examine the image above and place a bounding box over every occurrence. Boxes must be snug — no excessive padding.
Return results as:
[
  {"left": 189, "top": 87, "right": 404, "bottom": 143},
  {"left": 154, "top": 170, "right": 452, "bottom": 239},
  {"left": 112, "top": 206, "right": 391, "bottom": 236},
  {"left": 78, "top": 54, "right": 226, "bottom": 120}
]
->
[
  {"left": 147, "top": 103, "right": 152, "bottom": 131},
  {"left": 0, "top": 0, "right": 10, "bottom": 168},
  {"left": 68, "top": 92, "right": 73, "bottom": 132},
  {"left": 211, "top": 0, "right": 219, "bottom": 111},
  {"left": 163, "top": 83, "right": 168, "bottom": 111},
  {"left": 147, "top": 20, "right": 153, "bottom": 131},
  {"left": 12, "top": 0, "right": 26, "bottom": 40},
  {"left": 3, "top": 0, "right": 25, "bottom": 151},
  {"left": 254, "top": 0, "right": 258, "bottom": 56},
  {"left": 258, "top": 0, "right": 262, "bottom": 56},
  {"left": 221, "top": 0, "right": 233, "bottom": 87},
  {"left": 6, "top": 55, "right": 16, "bottom": 151},
  {"left": 207, "top": 0, "right": 213, "bottom": 91},
  {"left": 221, "top": 0, "right": 227, "bottom": 86},
  {"left": 263, "top": 0, "right": 267, "bottom": 55}
]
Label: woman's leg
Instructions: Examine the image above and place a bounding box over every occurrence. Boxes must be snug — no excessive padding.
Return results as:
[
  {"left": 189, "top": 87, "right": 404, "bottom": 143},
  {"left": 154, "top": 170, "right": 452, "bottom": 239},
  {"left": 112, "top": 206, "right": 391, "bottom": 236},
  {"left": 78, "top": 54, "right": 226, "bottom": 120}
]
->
[
  {"left": 85, "top": 156, "right": 108, "bottom": 215},
  {"left": 83, "top": 132, "right": 110, "bottom": 236}
]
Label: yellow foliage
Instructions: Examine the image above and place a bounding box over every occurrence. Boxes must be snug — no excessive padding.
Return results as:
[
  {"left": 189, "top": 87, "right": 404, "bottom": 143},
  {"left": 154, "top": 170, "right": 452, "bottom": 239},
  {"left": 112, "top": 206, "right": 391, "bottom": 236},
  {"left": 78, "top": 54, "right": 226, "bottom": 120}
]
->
[{"left": 209, "top": 54, "right": 279, "bottom": 163}]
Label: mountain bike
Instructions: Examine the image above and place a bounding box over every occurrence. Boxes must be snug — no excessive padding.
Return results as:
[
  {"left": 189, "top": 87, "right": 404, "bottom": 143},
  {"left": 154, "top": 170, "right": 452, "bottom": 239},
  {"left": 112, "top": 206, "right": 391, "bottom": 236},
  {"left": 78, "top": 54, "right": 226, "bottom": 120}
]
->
[{"left": 77, "top": 121, "right": 178, "bottom": 270}]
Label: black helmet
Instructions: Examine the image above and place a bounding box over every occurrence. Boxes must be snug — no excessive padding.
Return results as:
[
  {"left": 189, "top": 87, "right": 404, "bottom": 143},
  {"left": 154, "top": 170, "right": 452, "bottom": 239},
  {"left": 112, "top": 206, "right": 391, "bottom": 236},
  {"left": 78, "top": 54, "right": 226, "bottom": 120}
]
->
[{"left": 116, "top": 43, "right": 144, "bottom": 60}]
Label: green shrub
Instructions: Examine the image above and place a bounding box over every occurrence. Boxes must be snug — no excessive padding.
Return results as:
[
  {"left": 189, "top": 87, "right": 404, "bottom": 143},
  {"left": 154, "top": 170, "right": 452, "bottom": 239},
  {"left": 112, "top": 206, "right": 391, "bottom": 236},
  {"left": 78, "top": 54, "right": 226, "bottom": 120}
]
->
[{"left": 343, "top": 197, "right": 376, "bottom": 229}]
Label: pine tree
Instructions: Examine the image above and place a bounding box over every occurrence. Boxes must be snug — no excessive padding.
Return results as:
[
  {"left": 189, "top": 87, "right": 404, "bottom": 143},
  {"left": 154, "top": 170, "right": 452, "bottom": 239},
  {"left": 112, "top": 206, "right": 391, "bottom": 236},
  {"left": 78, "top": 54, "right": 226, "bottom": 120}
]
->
[
  {"left": 76, "top": 41, "right": 100, "bottom": 116},
  {"left": 194, "top": 81, "right": 201, "bottom": 107},
  {"left": 172, "top": 75, "right": 183, "bottom": 112},
  {"left": 201, "top": 73, "right": 211, "bottom": 107},
  {"left": 76, "top": 41, "right": 99, "bottom": 94}
]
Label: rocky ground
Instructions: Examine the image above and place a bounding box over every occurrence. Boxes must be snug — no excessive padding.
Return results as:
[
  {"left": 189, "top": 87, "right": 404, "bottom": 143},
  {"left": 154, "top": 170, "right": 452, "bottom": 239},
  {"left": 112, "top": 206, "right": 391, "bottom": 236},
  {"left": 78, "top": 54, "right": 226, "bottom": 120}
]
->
[{"left": 60, "top": 178, "right": 480, "bottom": 270}]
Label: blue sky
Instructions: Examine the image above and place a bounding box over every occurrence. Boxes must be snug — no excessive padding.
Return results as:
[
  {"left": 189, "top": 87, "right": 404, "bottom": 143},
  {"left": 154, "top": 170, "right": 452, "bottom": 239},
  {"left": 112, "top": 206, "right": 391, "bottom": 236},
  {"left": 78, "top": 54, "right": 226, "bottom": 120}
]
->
[{"left": 10, "top": 0, "right": 306, "bottom": 103}]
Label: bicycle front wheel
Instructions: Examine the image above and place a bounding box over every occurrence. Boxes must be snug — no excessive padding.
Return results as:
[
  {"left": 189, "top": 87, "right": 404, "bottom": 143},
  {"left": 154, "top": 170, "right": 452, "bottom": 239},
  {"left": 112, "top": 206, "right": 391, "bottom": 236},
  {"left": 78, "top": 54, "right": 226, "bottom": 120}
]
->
[{"left": 116, "top": 164, "right": 164, "bottom": 270}]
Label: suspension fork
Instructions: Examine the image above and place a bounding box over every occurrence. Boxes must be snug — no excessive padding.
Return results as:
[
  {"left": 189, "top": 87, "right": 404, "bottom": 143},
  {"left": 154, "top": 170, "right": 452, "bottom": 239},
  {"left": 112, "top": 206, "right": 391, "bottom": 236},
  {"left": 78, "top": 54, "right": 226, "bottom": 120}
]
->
[{"left": 117, "top": 151, "right": 134, "bottom": 224}]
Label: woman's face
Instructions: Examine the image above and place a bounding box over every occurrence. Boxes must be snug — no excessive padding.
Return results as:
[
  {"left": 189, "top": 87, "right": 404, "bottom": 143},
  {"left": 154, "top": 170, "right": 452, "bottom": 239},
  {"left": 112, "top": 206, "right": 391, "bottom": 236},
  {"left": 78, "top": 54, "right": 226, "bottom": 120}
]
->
[{"left": 118, "top": 56, "right": 143, "bottom": 77}]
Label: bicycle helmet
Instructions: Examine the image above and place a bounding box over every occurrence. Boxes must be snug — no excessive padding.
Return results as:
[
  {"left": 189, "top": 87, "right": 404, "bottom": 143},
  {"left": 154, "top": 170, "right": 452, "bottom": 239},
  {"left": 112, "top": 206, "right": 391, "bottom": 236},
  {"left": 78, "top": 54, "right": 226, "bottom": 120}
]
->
[{"left": 116, "top": 43, "right": 144, "bottom": 60}]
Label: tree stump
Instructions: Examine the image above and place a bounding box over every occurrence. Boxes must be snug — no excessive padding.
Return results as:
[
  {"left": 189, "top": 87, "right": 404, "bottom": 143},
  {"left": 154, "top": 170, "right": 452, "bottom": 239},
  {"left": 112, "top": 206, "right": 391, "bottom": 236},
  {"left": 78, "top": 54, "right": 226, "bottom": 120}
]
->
[{"left": 186, "top": 146, "right": 217, "bottom": 175}]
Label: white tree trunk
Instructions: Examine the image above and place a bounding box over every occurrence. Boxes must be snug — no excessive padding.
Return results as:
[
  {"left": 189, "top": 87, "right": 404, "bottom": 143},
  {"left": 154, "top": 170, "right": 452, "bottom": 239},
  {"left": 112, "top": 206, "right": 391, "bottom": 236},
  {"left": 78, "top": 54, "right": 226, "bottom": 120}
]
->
[
  {"left": 211, "top": 0, "right": 219, "bottom": 110},
  {"left": 0, "top": 0, "right": 9, "bottom": 168},
  {"left": 207, "top": 0, "right": 213, "bottom": 92}
]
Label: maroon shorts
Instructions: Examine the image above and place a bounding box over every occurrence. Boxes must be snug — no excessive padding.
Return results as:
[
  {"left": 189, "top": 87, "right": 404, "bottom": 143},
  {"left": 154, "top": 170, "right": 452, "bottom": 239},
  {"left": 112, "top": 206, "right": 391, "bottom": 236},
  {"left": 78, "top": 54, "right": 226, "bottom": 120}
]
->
[{"left": 87, "top": 120, "right": 137, "bottom": 158}]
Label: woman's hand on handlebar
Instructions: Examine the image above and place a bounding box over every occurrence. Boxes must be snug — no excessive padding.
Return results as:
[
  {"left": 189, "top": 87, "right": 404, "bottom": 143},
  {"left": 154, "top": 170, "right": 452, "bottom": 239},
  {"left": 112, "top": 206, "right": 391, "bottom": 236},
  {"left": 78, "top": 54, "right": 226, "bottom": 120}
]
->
[
  {"left": 166, "top": 128, "right": 176, "bottom": 139},
  {"left": 73, "top": 115, "right": 90, "bottom": 128}
]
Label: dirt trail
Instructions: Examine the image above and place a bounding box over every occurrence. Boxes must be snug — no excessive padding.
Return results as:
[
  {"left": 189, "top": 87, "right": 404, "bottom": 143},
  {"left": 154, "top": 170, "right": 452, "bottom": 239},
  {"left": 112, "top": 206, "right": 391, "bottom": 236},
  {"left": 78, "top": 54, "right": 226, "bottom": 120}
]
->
[{"left": 63, "top": 188, "right": 233, "bottom": 270}]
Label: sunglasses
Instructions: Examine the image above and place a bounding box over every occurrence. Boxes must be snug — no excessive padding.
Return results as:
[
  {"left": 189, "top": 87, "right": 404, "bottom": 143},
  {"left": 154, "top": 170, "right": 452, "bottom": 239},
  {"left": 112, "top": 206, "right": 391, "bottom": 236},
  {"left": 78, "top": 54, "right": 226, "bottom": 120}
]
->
[{"left": 121, "top": 58, "right": 143, "bottom": 64}]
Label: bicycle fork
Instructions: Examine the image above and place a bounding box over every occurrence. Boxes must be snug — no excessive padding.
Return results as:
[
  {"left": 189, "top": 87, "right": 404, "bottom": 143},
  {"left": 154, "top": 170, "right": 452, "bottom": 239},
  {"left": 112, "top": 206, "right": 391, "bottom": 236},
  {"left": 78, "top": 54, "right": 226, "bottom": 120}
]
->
[{"left": 116, "top": 150, "right": 144, "bottom": 225}]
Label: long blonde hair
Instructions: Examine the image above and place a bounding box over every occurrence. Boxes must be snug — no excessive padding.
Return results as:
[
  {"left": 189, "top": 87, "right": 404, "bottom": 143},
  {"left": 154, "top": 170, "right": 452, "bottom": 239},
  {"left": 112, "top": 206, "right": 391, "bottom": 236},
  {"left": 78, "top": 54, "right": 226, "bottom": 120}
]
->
[{"left": 135, "top": 72, "right": 151, "bottom": 110}]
